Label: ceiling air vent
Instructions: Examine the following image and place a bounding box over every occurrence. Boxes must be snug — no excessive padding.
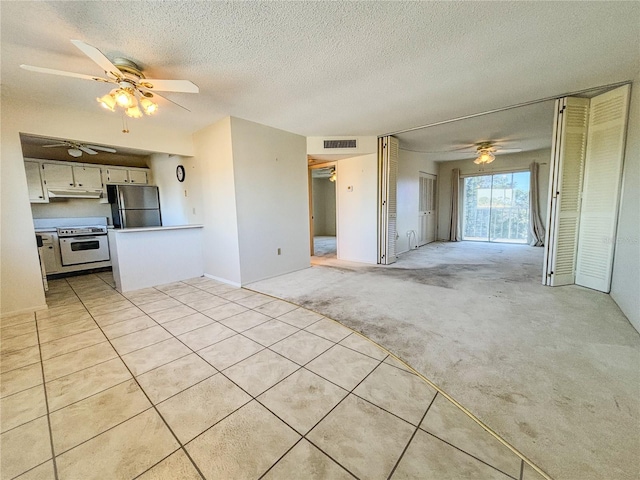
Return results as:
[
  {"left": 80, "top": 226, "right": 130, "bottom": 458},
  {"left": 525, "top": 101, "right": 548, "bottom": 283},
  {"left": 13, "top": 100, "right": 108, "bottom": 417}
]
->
[{"left": 324, "top": 139, "right": 357, "bottom": 149}]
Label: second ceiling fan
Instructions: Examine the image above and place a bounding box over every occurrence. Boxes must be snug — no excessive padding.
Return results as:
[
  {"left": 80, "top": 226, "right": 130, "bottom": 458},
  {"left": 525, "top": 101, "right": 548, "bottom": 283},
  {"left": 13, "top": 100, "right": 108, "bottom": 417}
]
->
[{"left": 42, "top": 141, "right": 116, "bottom": 158}]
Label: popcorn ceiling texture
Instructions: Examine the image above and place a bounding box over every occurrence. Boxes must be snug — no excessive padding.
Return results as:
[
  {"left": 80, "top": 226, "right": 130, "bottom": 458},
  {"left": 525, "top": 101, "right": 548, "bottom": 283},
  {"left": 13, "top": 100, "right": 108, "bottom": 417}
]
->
[{"left": 2, "top": 2, "right": 638, "bottom": 137}]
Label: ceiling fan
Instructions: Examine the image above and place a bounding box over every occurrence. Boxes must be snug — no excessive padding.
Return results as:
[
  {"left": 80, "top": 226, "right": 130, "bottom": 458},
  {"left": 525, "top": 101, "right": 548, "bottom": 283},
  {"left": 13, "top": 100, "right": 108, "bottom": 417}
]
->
[
  {"left": 42, "top": 141, "right": 117, "bottom": 158},
  {"left": 428, "top": 141, "right": 522, "bottom": 165},
  {"left": 20, "top": 40, "right": 199, "bottom": 119}
]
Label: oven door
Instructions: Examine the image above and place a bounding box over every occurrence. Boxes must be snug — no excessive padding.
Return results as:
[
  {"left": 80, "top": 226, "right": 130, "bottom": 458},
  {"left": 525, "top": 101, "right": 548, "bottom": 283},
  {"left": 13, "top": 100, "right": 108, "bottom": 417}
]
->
[{"left": 59, "top": 235, "right": 110, "bottom": 266}]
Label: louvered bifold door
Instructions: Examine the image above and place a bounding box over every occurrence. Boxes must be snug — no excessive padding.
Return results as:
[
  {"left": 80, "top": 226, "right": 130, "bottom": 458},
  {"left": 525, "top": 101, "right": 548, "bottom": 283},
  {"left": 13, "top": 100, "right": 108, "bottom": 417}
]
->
[
  {"left": 378, "top": 136, "right": 399, "bottom": 264},
  {"left": 543, "top": 97, "right": 590, "bottom": 286},
  {"left": 575, "top": 84, "right": 631, "bottom": 292},
  {"left": 418, "top": 173, "right": 436, "bottom": 246}
]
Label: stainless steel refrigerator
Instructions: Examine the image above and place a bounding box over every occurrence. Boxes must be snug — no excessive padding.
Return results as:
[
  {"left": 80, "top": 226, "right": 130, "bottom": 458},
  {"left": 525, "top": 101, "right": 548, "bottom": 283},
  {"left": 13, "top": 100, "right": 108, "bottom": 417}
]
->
[{"left": 107, "top": 185, "right": 162, "bottom": 228}]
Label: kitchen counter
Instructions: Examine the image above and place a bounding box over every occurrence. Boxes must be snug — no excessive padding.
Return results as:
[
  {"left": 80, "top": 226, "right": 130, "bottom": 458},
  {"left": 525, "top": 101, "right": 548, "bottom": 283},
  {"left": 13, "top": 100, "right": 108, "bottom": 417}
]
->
[
  {"left": 111, "top": 224, "right": 203, "bottom": 233},
  {"left": 108, "top": 225, "right": 204, "bottom": 292}
]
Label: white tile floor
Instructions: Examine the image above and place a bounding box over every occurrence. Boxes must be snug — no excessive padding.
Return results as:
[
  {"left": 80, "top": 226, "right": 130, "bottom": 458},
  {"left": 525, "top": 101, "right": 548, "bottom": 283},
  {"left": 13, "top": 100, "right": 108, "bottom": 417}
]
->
[{"left": 0, "top": 273, "right": 546, "bottom": 480}]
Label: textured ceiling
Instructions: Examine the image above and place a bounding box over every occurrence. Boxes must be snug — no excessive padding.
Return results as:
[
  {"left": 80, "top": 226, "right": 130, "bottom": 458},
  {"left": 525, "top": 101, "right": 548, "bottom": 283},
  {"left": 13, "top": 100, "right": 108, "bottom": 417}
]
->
[
  {"left": 1, "top": 2, "right": 639, "bottom": 141},
  {"left": 396, "top": 100, "right": 556, "bottom": 161},
  {"left": 20, "top": 134, "right": 152, "bottom": 168}
]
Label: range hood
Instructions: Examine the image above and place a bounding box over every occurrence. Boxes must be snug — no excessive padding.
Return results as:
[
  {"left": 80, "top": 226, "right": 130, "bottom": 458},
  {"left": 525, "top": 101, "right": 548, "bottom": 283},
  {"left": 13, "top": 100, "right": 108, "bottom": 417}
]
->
[{"left": 47, "top": 188, "right": 103, "bottom": 199}]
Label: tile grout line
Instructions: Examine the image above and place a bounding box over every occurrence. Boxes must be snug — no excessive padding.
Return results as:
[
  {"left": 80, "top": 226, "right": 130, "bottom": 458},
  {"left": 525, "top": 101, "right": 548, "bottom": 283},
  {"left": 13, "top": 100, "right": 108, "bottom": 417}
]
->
[
  {"left": 52, "top": 277, "right": 410, "bottom": 479},
  {"left": 421, "top": 429, "right": 521, "bottom": 480},
  {"left": 35, "top": 288, "right": 63, "bottom": 480},
  {"left": 299, "top": 354, "right": 392, "bottom": 480},
  {"left": 47, "top": 275, "right": 525, "bottom": 480},
  {"left": 52, "top": 406, "right": 155, "bottom": 457},
  {"left": 255, "top": 438, "right": 307, "bottom": 480},
  {"left": 247, "top": 281, "right": 554, "bottom": 480},
  {"left": 130, "top": 447, "right": 192, "bottom": 480},
  {"left": 65, "top": 278, "right": 208, "bottom": 480},
  {"left": 386, "top": 392, "right": 438, "bottom": 480}
]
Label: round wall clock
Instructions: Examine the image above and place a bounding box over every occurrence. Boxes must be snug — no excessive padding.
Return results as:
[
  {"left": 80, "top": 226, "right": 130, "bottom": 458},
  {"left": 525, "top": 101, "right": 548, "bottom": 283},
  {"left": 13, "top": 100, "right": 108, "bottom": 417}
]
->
[{"left": 176, "top": 165, "right": 186, "bottom": 182}]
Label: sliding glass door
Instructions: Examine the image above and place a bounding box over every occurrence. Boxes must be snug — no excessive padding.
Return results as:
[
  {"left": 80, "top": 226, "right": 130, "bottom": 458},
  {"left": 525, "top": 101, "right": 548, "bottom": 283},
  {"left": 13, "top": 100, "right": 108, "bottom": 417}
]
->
[{"left": 462, "top": 172, "right": 530, "bottom": 243}]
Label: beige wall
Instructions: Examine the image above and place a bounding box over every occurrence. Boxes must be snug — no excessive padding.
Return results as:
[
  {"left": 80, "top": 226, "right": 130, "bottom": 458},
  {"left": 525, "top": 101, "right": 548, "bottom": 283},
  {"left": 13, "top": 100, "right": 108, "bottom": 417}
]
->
[
  {"left": 437, "top": 149, "right": 551, "bottom": 242},
  {"left": 1, "top": 99, "right": 193, "bottom": 316},
  {"left": 611, "top": 74, "right": 640, "bottom": 332},
  {"left": 312, "top": 177, "right": 337, "bottom": 236},
  {"left": 397, "top": 149, "right": 439, "bottom": 254},
  {"left": 231, "top": 117, "right": 310, "bottom": 284},
  {"left": 31, "top": 199, "right": 112, "bottom": 222},
  {"left": 193, "top": 117, "right": 242, "bottom": 285},
  {"left": 336, "top": 153, "right": 378, "bottom": 264},
  {"left": 149, "top": 153, "right": 202, "bottom": 227}
]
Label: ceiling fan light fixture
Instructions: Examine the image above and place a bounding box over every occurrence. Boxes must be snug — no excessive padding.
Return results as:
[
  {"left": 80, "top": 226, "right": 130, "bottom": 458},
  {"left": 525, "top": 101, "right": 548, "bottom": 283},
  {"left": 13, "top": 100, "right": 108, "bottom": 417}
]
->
[
  {"left": 67, "top": 148, "right": 83, "bottom": 157},
  {"left": 140, "top": 97, "right": 158, "bottom": 115},
  {"left": 329, "top": 168, "right": 337, "bottom": 182},
  {"left": 125, "top": 104, "right": 143, "bottom": 118},
  {"left": 96, "top": 91, "right": 116, "bottom": 111},
  {"left": 474, "top": 149, "right": 495, "bottom": 165},
  {"left": 114, "top": 88, "right": 135, "bottom": 108}
]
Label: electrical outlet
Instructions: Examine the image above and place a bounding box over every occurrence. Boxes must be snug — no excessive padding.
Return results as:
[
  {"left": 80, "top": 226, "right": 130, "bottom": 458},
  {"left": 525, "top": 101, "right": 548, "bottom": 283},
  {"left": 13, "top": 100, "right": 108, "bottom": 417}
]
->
[{"left": 277, "top": 248, "right": 281, "bottom": 255}]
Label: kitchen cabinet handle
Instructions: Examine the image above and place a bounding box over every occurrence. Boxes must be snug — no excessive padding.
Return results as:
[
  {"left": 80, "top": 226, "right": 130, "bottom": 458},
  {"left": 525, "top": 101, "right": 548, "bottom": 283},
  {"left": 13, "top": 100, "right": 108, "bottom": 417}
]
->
[
  {"left": 78, "top": 184, "right": 83, "bottom": 186},
  {"left": 69, "top": 183, "right": 73, "bottom": 186},
  {"left": 38, "top": 196, "right": 43, "bottom": 199}
]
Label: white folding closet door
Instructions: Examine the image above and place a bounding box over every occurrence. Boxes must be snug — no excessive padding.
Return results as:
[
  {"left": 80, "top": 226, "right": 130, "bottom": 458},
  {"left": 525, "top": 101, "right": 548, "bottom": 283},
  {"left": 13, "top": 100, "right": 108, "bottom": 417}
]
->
[
  {"left": 378, "top": 136, "right": 399, "bottom": 264},
  {"left": 575, "top": 84, "right": 631, "bottom": 292},
  {"left": 418, "top": 173, "right": 437, "bottom": 246},
  {"left": 543, "top": 97, "right": 590, "bottom": 286}
]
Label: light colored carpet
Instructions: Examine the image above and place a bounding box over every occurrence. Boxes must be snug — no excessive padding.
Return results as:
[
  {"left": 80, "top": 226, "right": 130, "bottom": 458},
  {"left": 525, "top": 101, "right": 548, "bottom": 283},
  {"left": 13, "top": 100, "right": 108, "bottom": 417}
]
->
[{"left": 248, "top": 241, "right": 640, "bottom": 480}]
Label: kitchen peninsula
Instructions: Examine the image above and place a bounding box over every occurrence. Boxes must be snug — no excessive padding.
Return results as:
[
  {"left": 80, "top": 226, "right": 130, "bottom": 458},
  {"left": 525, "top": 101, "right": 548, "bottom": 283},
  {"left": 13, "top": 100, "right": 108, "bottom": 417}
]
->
[{"left": 108, "top": 224, "right": 204, "bottom": 292}]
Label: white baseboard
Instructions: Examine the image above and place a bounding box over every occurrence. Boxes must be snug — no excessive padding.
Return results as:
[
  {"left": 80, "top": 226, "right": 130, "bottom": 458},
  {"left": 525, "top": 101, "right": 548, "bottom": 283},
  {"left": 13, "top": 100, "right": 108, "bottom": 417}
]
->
[{"left": 203, "top": 273, "right": 241, "bottom": 288}]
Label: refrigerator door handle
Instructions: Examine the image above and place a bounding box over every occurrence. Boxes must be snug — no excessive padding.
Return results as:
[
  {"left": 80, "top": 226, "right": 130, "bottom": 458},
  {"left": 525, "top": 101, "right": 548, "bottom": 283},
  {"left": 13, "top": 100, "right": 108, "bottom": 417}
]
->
[{"left": 118, "top": 188, "right": 127, "bottom": 211}]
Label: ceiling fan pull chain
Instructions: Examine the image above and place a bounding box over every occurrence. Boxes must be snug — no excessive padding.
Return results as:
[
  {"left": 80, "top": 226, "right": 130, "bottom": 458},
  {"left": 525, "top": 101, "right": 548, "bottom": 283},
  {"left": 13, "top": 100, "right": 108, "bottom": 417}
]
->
[{"left": 122, "top": 113, "right": 130, "bottom": 134}]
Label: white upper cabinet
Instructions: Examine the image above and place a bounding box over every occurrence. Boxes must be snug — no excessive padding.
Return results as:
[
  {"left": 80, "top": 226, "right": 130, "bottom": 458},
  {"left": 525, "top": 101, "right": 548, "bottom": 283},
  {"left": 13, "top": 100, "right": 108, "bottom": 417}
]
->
[
  {"left": 104, "top": 167, "right": 149, "bottom": 185},
  {"left": 72, "top": 165, "right": 102, "bottom": 189},
  {"left": 25, "top": 159, "right": 151, "bottom": 202},
  {"left": 128, "top": 169, "right": 147, "bottom": 184},
  {"left": 25, "top": 161, "right": 47, "bottom": 202},
  {"left": 42, "top": 163, "right": 74, "bottom": 188},
  {"left": 105, "top": 168, "right": 130, "bottom": 184}
]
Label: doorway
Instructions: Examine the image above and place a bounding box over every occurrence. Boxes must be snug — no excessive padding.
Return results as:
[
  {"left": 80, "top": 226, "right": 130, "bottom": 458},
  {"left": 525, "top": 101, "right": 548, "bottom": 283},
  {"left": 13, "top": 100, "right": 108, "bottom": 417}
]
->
[
  {"left": 309, "top": 163, "right": 337, "bottom": 259},
  {"left": 462, "top": 171, "right": 530, "bottom": 244}
]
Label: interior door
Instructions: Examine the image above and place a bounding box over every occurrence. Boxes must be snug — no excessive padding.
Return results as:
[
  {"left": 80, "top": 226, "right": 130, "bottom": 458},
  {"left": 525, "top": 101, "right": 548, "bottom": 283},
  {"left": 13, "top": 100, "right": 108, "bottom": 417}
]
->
[
  {"left": 378, "top": 136, "right": 399, "bottom": 264},
  {"left": 543, "top": 97, "right": 589, "bottom": 286},
  {"left": 575, "top": 84, "right": 631, "bottom": 292},
  {"left": 418, "top": 172, "right": 437, "bottom": 246}
]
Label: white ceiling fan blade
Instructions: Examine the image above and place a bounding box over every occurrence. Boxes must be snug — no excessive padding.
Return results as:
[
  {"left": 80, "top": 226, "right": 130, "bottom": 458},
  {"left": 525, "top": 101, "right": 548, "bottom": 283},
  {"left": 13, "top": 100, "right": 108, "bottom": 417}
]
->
[
  {"left": 70, "top": 39, "right": 120, "bottom": 78},
  {"left": 152, "top": 92, "right": 191, "bottom": 112},
  {"left": 79, "top": 146, "right": 98, "bottom": 155},
  {"left": 423, "top": 147, "right": 477, "bottom": 154},
  {"left": 42, "top": 143, "right": 69, "bottom": 148},
  {"left": 85, "top": 145, "right": 116, "bottom": 153},
  {"left": 495, "top": 148, "right": 522, "bottom": 154},
  {"left": 20, "top": 65, "right": 113, "bottom": 83},
  {"left": 139, "top": 79, "right": 199, "bottom": 93}
]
